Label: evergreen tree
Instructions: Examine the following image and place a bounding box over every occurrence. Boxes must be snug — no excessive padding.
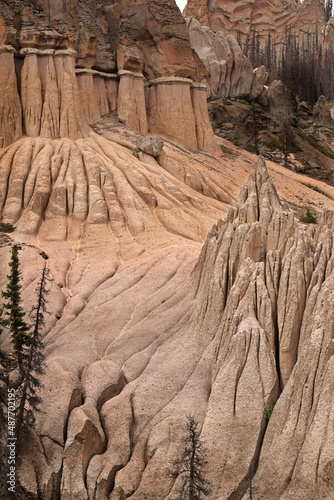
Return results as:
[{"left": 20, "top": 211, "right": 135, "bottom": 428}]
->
[
  {"left": 16, "top": 263, "right": 48, "bottom": 438},
  {"left": 169, "top": 416, "right": 210, "bottom": 500},
  {"left": 2, "top": 245, "right": 30, "bottom": 376}
]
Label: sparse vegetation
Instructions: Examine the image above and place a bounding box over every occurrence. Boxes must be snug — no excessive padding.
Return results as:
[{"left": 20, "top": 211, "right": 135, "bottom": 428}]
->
[
  {"left": 168, "top": 416, "right": 211, "bottom": 500},
  {"left": 296, "top": 131, "right": 334, "bottom": 159},
  {"left": 1, "top": 246, "right": 49, "bottom": 442},
  {"left": 303, "top": 183, "right": 326, "bottom": 196},
  {"left": 266, "top": 402, "right": 276, "bottom": 423},
  {"left": 0, "top": 223, "right": 15, "bottom": 233},
  {"left": 300, "top": 209, "right": 318, "bottom": 224},
  {"left": 265, "top": 137, "right": 282, "bottom": 151}
]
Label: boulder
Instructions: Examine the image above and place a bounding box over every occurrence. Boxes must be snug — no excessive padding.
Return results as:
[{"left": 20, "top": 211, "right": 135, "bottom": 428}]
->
[
  {"left": 249, "top": 65, "right": 268, "bottom": 100},
  {"left": 137, "top": 136, "right": 165, "bottom": 157},
  {"left": 267, "top": 80, "right": 288, "bottom": 117},
  {"left": 313, "top": 95, "right": 331, "bottom": 124}
]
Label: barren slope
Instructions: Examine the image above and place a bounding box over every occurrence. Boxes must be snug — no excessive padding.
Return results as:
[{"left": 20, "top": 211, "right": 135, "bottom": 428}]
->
[{"left": 1, "top": 125, "right": 334, "bottom": 498}]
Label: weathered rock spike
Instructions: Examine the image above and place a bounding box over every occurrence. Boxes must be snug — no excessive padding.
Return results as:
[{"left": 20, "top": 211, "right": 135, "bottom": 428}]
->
[{"left": 233, "top": 156, "right": 283, "bottom": 225}]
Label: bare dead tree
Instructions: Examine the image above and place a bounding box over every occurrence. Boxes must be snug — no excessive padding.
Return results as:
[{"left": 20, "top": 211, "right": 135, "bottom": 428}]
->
[{"left": 168, "top": 416, "right": 211, "bottom": 500}]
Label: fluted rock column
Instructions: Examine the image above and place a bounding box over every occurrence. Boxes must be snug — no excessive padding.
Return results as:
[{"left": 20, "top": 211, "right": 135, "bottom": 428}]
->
[
  {"left": 54, "top": 49, "right": 87, "bottom": 140},
  {"left": 191, "top": 82, "right": 221, "bottom": 154},
  {"left": 20, "top": 48, "right": 61, "bottom": 139},
  {"left": 105, "top": 75, "right": 118, "bottom": 113},
  {"left": 20, "top": 49, "right": 43, "bottom": 137},
  {"left": 76, "top": 69, "right": 119, "bottom": 124},
  {"left": 38, "top": 51, "right": 60, "bottom": 139},
  {"left": 0, "top": 45, "right": 22, "bottom": 148},
  {"left": 148, "top": 77, "right": 197, "bottom": 150},
  {"left": 76, "top": 69, "right": 101, "bottom": 124},
  {"left": 118, "top": 70, "right": 148, "bottom": 133}
]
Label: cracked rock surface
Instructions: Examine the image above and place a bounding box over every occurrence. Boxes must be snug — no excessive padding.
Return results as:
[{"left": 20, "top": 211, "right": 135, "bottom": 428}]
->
[{"left": 0, "top": 137, "right": 334, "bottom": 498}]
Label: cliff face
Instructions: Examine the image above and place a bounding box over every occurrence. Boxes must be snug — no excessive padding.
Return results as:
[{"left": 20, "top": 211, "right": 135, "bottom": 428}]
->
[
  {"left": 1, "top": 145, "right": 334, "bottom": 499},
  {"left": 185, "top": 0, "right": 328, "bottom": 45},
  {"left": 186, "top": 17, "right": 268, "bottom": 99},
  {"left": 0, "top": 0, "right": 219, "bottom": 153},
  {"left": 1, "top": 2, "right": 334, "bottom": 500}
]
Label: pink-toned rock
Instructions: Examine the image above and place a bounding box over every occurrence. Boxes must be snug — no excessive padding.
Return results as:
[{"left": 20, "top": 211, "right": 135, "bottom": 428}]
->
[
  {"left": 148, "top": 77, "right": 197, "bottom": 149},
  {"left": 0, "top": 46, "right": 22, "bottom": 147},
  {"left": 118, "top": 71, "right": 148, "bottom": 133},
  {"left": 21, "top": 53, "right": 43, "bottom": 137},
  {"left": 186, "top": 0, "right": 327, "bottom": 49},
  {"left": 105, "top": 77, "right": 118, "bottom": 113},
  {"left": 94, "top": 76, "right": 109, "bottom": 116},
  {"left": 76, "top": 71, "right": 101, "bottom": 124},
  {"left": 39, "top": 55, "right": 60, "bottom": 139},
  {"left": 54, "top": 50, "right": 88, "bottom": 139}
]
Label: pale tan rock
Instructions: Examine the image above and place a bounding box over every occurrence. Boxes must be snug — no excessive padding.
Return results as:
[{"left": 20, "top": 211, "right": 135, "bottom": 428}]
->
[
  {"left": 1, "top": 126, "right": 334, "bottom": 500},
  {"left": 227, "top": 34, "right": 253, "bottom": 97},
  {"left": 191, "top": 84, "right": 221, "bottom": 153},
  {"left": 105, "top": 78, "right": 118, "bottom": 112},
  {"left": 313, "top": 95, "right": 331, "bottom": 124},
  {"left": 249, "top": 65, "right": 268, "bottom": 100},
  {"left": 267, "top": 79, "right": 288, "bottom": 117},
  {"left": 0, "top": 49, "right": 22, "bottom": 147},
  {"left": 186, "top": 17, "right": 234, "bottom": 98}
]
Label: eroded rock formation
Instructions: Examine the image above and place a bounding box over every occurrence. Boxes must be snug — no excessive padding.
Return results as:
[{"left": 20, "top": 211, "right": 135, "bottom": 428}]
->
[
  {"left": 185, "top": 0, "right": 328, "bottom": 47},
  {"left": 1, "top": 139, "right": 334, "bottom": 498},
  {"left": 0, "top": 0, "right": 219, "bottom": 153},
  {"left": 186, "top": 17, "right": 268, "bottom": 100}
]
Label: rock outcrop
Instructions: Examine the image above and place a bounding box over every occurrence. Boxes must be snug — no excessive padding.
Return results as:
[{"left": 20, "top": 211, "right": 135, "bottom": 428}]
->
[
  {"left": 313, "top": 95, "right": 332, "bottom": 124},
  {"left": 185, "top": 0, "right": 327, "bottom": 48},
  {"left": 0, "top": 0, "right": 219, "bottom": 153},
  {"left": 0, "top": 45, "right": 22, "bottom": 148},
  {"left": 186, "top": 17, "right": 267, "bottom": 99},
  {"left": 1, "top": 136, "right": 334, "bottom": 498}
]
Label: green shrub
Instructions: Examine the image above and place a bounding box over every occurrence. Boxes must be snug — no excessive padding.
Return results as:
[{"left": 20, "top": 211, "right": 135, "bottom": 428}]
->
[
  {"left": 299, "top": 122, "right": 310, "bottom": 129},
  {"left": 0, "top": 223, "right": 15, "bottom": 233},
  {"left": 266, "top": 402, "right": 276, "bottom": 423},
  {"left": 297, "top": 131, "right": 334, "bottom": 159},
  {"left": 300, "top": 209, "right": 318, "bottom": 224},
  {"left": 265, "top": 137, "right": 282, "bottom": 151},
  {"left": 303, "top": 184, "right": 326, "bottom": 196}
]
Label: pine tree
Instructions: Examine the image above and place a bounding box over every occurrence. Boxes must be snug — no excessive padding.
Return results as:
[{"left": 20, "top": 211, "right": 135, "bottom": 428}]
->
[
  {"left": 16, "top": 263, "right": 48, "bottom": 438},
  {"left": 2, "top": 245, "right": 30, "bottom": 376},
  {"left": 169, "top": 416, "right": 211, "bottom": 500}
]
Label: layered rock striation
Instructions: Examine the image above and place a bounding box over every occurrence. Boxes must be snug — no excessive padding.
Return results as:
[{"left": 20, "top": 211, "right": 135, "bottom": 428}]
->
[
  {"left": 0, "top": 0, "right": 219, "bottom": 153},
  {"left": 186, "top": 17, "right": 268, "bottom": 99},
  {"left": 185, "top": 0, "right": 328, "bottom": 48},
  {"left": 1, "top": 147, "right": 334, "bottom": 498}
]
